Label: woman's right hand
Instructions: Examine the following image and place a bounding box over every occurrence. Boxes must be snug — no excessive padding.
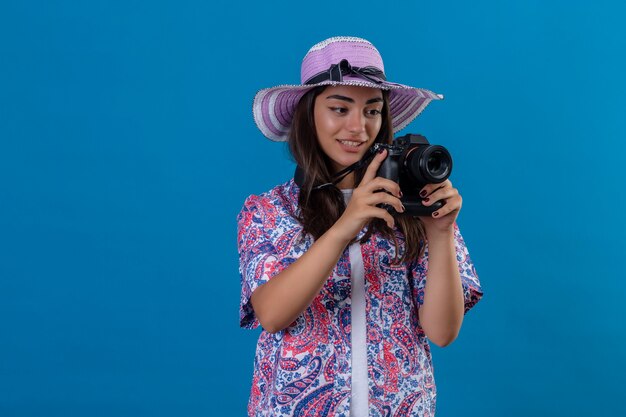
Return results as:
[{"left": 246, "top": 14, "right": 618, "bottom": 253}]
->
[{"left": 331, "top": 149, "right": 405, "bottom": 242}]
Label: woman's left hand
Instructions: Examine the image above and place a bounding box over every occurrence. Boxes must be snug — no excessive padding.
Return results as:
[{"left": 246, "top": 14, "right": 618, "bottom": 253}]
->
[{"left": 416, "top": 179, "right": 462, "bottom": 235}]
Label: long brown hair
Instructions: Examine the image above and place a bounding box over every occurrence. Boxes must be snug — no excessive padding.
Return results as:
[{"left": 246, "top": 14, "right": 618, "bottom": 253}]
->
[{"left": 288, "top": 86, "right": 427, "bottom": 264}]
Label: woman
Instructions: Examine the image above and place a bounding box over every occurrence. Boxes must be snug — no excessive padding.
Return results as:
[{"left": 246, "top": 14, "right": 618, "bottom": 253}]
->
[{"left": 238, "top": 36, "right": 483, "bottom": 417}]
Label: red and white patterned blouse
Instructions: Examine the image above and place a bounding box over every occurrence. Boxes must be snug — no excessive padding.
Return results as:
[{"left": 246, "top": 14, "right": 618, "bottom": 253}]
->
[{"left": 237, "top": 178, "right": 483, "bottom": 417}]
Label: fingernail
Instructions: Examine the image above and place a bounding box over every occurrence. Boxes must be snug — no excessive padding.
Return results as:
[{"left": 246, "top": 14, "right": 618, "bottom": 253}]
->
[
  {"left": 433, "top": 211, "right": 439, "bottom": 217},
  {"left": 423, "top": 197, "right": 430, "bottom": 203},
  {"left": 401, "top": 204, "right": 406, "bottom": 212},
  {"left": 399, "top": 191, "right": 403, "bottom": 198},
  {"left": 420, "top": 190, "right": 427, "bottom": 197}
]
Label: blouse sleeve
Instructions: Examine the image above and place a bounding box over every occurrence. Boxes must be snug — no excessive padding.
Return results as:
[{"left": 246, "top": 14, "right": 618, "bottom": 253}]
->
[
  {"left": 409, "top": 221, "right": 483, "bottom": 315},
  {"left": 237, "top": 195, "right": 294, "bottom": 329}
]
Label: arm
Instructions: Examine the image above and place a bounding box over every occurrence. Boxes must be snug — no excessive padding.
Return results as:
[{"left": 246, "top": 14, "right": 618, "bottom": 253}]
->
[
  {"left": 249, "top": 149, "right": 403, "bottom": 334},
  {"left": 418, "top": 228, "right": 465, "bottom": 347},
  {"left": 415, "top": 179, "right": 470, "bottom": 347},
  {"left": 250, "top": 226, "right": 350, "bottom": 334}
]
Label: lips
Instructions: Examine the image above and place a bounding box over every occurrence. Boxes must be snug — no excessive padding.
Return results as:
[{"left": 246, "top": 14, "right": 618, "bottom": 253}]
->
[{"left": 337, "top": 139, "right": 365, "bottom": 153}]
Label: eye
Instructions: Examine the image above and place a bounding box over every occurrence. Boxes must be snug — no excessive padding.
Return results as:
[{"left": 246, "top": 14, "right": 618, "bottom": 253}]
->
[
  {"left": 329, "top": 107, "right": 347, "bottom": 114},
  {"left": 366, "top": 109, "right": 382, "bottom": 117}
]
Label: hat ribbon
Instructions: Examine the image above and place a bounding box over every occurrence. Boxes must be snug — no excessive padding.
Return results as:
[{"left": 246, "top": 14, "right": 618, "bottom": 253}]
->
[{"left": 304, "top": 59, "right": 386, "bottom": 85}]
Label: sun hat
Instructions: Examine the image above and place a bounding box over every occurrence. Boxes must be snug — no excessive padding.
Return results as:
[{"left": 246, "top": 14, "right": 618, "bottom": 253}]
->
[{"left": 252, "top": 36, "right": 444, "bottom": 142}]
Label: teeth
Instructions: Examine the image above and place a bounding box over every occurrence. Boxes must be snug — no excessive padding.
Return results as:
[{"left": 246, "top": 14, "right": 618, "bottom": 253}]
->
[{"left": 338, "top": 140, "right": 361, "bottom": 147}]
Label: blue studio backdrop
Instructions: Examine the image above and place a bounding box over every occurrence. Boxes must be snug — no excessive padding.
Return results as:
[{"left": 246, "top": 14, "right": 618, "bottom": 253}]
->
[{"left": 1, "top": 1, "right": 625, "bottom": 416}]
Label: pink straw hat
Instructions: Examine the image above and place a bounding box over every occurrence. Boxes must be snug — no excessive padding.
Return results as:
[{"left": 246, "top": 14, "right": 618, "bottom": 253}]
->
[{"left": 252, "top": 36, "right": 444, "bottom": 142}]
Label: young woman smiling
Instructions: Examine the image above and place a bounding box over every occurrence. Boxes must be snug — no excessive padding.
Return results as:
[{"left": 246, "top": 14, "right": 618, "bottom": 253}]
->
[{"left": 238, "top": 36, "right": 483, "bottom": 417}]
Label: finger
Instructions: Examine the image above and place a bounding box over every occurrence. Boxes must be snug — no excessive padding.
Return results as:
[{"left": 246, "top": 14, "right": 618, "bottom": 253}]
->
[
  {"left": 360, "top": 148, "right": 388, "bottom": 184},
  {"left": 362, "top": 177, "right": 401, "bottom": 198},
  {"left": 419, "top": 180, "right": 451, "bottom": 198},
  {"left": 365, "top": 206, "right": 396, "bottom": 228},
  {"left": 421, "top": 186, "right": 458, "bottom": 207},
  {"left": 431, "top": 195, "right": 462, "bottom": 218},
  {"left": 365, "top": 191, "right": 404, "bottom": 214}
]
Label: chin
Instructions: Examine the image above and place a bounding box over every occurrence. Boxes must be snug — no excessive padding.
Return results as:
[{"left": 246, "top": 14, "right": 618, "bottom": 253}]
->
[{"left": 332, "top": 156, "right": 361, "bottom": 172}]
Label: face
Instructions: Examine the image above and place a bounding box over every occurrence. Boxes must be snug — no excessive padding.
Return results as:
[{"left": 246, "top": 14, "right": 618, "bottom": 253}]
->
[{"left": 313, "top": 85, "right": 384, "bottom": 174}]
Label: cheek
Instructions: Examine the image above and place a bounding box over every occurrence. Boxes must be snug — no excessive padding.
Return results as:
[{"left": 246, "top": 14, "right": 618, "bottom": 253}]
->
[
  {"left": 368, "top": 119, "right": 383, "bottom": 135},
  {"left": 315, "top": 113, "right": 341, "bottom": 137}
]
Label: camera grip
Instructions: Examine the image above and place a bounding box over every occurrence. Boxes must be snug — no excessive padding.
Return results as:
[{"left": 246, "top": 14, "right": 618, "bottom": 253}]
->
[
  {"left": 376, "top": 151, "right": 399, "bottom": 182},
  {"left": 402, "top": 195, "right": 446, "bottom": 217},
  {"left": 377, "top": 196, "right": 444, "bottom": 218}
]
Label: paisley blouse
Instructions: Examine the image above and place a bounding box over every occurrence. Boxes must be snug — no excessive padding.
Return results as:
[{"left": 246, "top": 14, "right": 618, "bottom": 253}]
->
[{"left": 237, "top": 178, "right": 483, "bottom": 417}]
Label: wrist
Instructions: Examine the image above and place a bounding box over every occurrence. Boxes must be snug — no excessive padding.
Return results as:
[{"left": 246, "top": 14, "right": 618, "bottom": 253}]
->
[
  {"left": 425, "top": 227, "right": 455, "bottom": 242},
  {"left": 326, "top": 224, "right": 354, "bottom": 247}
]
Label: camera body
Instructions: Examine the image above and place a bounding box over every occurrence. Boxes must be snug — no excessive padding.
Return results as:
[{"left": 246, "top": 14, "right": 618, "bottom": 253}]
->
[{"left": 375, "top": 134, "right": 453, "bottom": 217}]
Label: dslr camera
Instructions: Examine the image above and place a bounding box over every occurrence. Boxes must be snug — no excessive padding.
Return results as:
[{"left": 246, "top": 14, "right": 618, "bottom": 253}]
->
[{"left": 374, "top": 134, "right": 453, "bottom": 217}]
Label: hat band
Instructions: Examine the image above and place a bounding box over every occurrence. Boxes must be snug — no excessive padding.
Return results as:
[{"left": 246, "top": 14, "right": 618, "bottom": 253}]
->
[{"left": 304, "top": 59, "right": 386, "bottom": 85}]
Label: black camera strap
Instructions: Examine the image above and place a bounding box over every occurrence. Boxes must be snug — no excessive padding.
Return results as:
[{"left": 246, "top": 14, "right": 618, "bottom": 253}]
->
[{"left": 294, "top": 144, "right": 384, "bottom": 190}]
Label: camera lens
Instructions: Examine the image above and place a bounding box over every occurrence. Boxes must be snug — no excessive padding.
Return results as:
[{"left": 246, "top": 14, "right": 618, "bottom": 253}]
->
[
  {"left": 428, "top": 150, "right": 447, "bottom": 176},
  {"left": 405, "top": 145, "right": 452, "bottom": 183}
]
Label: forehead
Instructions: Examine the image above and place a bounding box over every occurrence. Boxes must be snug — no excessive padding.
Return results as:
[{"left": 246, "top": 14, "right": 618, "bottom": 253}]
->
[{"left": 322, "top": 84, "right": 383, "bottom": 100}]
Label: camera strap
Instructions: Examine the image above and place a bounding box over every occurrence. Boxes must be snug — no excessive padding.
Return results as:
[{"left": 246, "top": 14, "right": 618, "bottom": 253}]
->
[{"left": 294, "top": 144, "right": 384, "bottom": 190}]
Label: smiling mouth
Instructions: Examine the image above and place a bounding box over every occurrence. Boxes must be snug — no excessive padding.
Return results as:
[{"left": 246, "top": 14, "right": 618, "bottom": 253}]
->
[{"left": 337, "top": 139, "right": 365, "bottom": 148}]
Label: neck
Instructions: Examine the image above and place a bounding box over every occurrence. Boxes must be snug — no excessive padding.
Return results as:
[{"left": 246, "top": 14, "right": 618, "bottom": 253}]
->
[{"left": 335, "top": 172, "right": 355, "bottom": 190}]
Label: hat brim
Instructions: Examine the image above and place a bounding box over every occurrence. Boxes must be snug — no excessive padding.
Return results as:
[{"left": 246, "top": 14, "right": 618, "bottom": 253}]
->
[{"left": 253, "top": 79, "right": 444, "bottom": 142}]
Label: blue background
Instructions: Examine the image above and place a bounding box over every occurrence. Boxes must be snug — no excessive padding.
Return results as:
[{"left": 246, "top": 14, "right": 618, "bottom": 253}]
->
[{"left": 1, "top": 1, "right": 625, "bottom": 416}]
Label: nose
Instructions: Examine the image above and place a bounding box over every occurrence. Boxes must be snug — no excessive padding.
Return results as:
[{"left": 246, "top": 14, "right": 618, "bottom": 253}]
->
[{"left": 346, "top": 110, "right": 366, "bottom": 135}]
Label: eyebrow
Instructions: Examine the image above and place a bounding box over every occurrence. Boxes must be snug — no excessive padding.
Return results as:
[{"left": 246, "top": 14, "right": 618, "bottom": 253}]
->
[{"left": 325, "top": 94, "right": 383, "bottom": 104}]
